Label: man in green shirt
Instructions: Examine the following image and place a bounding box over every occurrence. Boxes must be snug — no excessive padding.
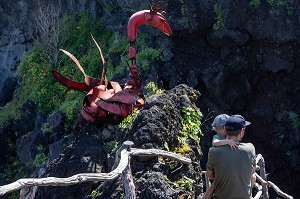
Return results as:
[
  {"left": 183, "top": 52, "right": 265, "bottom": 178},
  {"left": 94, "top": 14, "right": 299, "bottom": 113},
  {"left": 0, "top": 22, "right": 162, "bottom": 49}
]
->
[{"left": 206, "top": 114, "right": 256, "bottom": 199}]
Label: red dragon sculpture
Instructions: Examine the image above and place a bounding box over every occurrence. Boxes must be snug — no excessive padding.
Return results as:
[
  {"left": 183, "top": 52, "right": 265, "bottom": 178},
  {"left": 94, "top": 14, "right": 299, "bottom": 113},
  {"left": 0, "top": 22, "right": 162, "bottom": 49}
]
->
[{"left": 51, "top": 2, "right": 172, "bottom": 124}]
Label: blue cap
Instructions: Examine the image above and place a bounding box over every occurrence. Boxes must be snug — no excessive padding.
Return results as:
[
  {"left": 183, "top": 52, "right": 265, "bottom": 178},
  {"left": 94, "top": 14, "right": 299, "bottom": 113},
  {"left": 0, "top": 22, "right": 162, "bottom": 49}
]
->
[
  {"left": 225, "top": 114, "right": 251, "bottom": 131},
  {"left": 212, "top": 114, "right": 230, "bottom": 127}
]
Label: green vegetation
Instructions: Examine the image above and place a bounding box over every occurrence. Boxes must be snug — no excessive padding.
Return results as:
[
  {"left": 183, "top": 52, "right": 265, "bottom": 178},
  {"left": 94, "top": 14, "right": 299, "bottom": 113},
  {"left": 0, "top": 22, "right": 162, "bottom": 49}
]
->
[
  {"left": 105, "top": 140, "right": 119, "bottom": 154},
  {"left": 289, "top": 112, "right": 300, "bottom": 129},
  {"left": 118, "top": 82, "right": 164, "bottom": 134},
  {"left": 272, "top": 0, "right": 294, "bottom": 17},
  {"left": 103, "top": 1, "right": 122, "bottom": 14},
  {"left": 250, "top": 0, "right": 293, "bottom": 19},
  {"left": 107, "top": 34, "right": 162, "bottom": 77},
  {"left": 145, "top": 81, "right": 164, "bottom": 96},
  {"left": 2, "top": 137, "right": 28, "bottom": 185},
  {"left": 33, "top": 145, "right": 48, "bottom": 167},
  {"left": 0, "top": 12, "right": 163, "bottom": 129},
  {"left": 118, "top": 108, "right": 140, "bottom": 134},
  {"left": 174, "top": 176, "right": 196, "bottom": 191},
  {"left": 180, "top": 106, "right": 203, "bottom": 142},
  {"left": 179, "top": 0, "right": 190, "bottom": 25},
  {"left": 213, "top": 3, "right": 225, "bottom": 30},
  {"left": 33, "top": 153, "right": 48, "bottom": 167},
  {"left": 2, "top": 156, "right": 27, "bottom": 182},
  {"left": 91, "top": 189, "right": 102, "bottom": 199},
  {"left": 249, "top": 0, "right": 261, "bottom": 7},
  {"left": 137, "top": 47, "right": 161, "bottom": 72},
  {"left": 0, "top": 100, "right": 22, "bottom": 128}
]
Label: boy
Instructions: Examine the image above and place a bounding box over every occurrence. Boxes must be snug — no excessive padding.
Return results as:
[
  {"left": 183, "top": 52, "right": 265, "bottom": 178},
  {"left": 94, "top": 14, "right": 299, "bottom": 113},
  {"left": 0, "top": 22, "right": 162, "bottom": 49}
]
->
[{"left": 211, "top": 114, "right": 239, "bottom": 149}]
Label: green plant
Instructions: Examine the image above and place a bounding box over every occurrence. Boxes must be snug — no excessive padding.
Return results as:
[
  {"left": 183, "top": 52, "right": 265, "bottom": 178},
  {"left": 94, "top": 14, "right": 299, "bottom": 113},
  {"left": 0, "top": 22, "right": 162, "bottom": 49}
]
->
[
  {"left": 42, "top": 122, "right": 54, "bottom": 132},
  {"left": 3, "top": 157, "right": 27, "bottom": 182},
  {"left": 179, "top": 0, "right": 190, "bottom": 25},
  {"left": 33, "top": 153, "right": 48, "bottom": 167},
  {"left": 106, "top": 141, "right": 119, "bottom": 153},
  {"left": 213, "top": 3, "right": 225, "bottom": 30},
  {"left": 266, "top": 0, "right": 293, "bottom": 18},
  {"left": 164, "top": 141, "right": 170, "bottom": 151},
  {"left": 174, "top": 176, "right": 195, "bottom": 191},
  {"left": 166, "top": 161, "right": 177, "bottom": 170},
  {"left": 136, "top": 47, "right": 161, "bottom": 72},
  {"left": 145, "top": 81, "right": 164, "bottom": 96},
  {"left": 249, "top": 0, "right": 261, "bottom": 7},
  {"left": 0, "top": 100, "right": 22, "bottom": 127},
  {"left": 174, "top": 143, "right": 192, "bottom": 155},
  {"left": 33, "top": 145, "right": 48, "bottom": 167},
  {"left": 270, "top": 7, "right": 280, "bottom": 15},
  {"left": 103, "top": 1, "right": 122, "bottom": 14},
  {"left": 289, "top": 112, "right": 300, "bottom": 129},
  {"left": 118, "top": 108, "right": 140, "bottom": 134},
  {"left": 91, "top": 189, "right": 102, "bottom": 198},
  {"left": 58, "top": 92, "right": 84, "bottom": 128},
  {"left": 181, "top": 105, "right": 203, "bottom": 143}
]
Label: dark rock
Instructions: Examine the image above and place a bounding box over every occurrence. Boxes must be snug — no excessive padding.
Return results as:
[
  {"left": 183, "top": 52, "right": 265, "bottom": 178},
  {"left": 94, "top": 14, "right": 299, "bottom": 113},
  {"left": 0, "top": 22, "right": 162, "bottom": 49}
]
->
[
  {"left": 100, "top": 128, "right": 116, "bottom": 142},
  {"left": 136, "top": 172, "right": 179, "bottom": 199},
  {"left": 131, "top": 84, "right": 200, "bottom": 149},
  {"left": 207, "top": 29, "right": 249, "bottom": 47},
  {"left": 48, "top": 138, "right": 67, "bottom": 163},
  {"left": 16, "top": 115, "right": 47, "bottom": 164},
  {"left": 290, "top": 149, "right": 300, "bottom": 170},
  {"left": 261, "top": 55, "right": 294, "bottom": 73},
  {"left": 35, "top": 134, "right": 107, "bottom": 199}
]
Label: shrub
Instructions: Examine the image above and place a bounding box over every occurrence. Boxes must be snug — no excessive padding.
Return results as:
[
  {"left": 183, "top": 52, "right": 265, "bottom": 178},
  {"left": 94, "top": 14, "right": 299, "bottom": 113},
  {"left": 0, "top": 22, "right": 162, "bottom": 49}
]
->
[
  {"left": 213, "top": 3, "right": 225, "bottom": 30},
  {"left": 289, "top": 112, "right": 300, "bottom": 129},
  {"left": 145, "top": 81, "right": 164, "bottom": 96},
  {"left": 181, "top": 105, "right": 203, "bottom": 142}
]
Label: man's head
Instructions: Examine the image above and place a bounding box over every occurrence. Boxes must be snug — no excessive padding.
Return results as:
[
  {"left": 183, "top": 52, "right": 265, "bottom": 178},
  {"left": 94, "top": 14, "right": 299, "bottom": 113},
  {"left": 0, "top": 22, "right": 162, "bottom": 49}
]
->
[
  {"left": 225, "top": 114, "right": 251, "bottom": 138},
  {"left": 212, "top": 114, "right": 230, "bottom": 131}
]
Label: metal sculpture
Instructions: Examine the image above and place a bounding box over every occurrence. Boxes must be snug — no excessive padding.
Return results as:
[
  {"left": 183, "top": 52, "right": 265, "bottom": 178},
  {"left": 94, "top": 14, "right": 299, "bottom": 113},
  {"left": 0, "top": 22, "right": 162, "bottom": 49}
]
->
[{"left": 52, "top": 2, "right": 172, "bottom": 124}]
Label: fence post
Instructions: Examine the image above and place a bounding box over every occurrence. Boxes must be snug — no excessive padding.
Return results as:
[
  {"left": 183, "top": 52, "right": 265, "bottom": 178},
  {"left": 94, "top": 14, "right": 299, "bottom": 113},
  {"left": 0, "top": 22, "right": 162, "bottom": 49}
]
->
[
  {"left": 257, "top": 156, "right": 269, "bottom": 199},
  {"left": 121, "top": 141, "right": 135, "bottom": 199}
]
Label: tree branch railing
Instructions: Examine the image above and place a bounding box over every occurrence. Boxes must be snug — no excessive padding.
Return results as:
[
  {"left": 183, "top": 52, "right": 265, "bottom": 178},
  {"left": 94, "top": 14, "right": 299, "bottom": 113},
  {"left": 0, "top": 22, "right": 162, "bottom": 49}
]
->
[
  {"left": 0, "top": 141, "right": 191, "bottom": 197},
  {"left": 201, "top": 153, "right": 294, "bottom": 199}
]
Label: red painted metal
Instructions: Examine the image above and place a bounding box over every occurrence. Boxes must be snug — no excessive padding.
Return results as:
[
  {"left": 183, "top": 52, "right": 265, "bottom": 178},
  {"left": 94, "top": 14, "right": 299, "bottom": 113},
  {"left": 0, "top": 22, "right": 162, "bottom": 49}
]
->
[{"left": 51, "top": 2, "right": 172, "bottom": 124}]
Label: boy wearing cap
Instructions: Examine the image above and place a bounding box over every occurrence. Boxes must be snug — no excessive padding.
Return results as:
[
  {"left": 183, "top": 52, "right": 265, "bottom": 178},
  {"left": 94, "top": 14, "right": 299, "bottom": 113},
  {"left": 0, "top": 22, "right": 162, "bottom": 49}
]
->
[
  {"left": 206, "top": 114, "right": 256, "bottom": 199},
  {"left": 211, "top": 114, "right": 239, "bottom": 149}
]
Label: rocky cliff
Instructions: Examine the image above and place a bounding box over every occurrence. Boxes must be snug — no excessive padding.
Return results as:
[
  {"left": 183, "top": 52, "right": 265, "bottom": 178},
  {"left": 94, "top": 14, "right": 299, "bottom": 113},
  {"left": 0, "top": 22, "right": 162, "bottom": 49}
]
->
[
  {"left": 0, "top": 0, "right": 101, "bottom": 105},
  {"left": 0, "top": 0, "right": 299, "bottom": 198}
]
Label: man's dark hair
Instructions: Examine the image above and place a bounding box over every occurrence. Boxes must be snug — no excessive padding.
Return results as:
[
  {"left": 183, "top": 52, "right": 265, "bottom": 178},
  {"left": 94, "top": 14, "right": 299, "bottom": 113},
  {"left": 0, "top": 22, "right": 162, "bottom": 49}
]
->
[{"left": 225, "top": 126, "right": 241, "bottom": 136}]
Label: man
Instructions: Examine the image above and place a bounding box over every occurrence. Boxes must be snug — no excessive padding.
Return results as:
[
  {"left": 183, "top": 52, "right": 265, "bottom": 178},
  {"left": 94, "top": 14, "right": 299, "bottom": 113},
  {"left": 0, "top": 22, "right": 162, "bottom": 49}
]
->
[{"left": 206, "top": 114, "right": 256, "bottom": 199}]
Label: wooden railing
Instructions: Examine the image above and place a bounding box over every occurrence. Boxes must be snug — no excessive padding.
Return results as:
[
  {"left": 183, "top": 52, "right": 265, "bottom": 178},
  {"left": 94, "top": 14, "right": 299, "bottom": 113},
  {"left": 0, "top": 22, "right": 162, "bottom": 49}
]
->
[
  {"left": 201, "top": 154, "right": 294, "bottom": 199},
  {"left": 0, "top": 142, "right": 294, "bottom": 199},
  {"left": 0, "top": 141, "right": 191, "bottom": 198}
]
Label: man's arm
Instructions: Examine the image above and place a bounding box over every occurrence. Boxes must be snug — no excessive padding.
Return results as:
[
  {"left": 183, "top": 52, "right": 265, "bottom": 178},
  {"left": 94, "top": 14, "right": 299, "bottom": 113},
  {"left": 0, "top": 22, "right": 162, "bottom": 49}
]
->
[
  {"left": 201, "top": 181, "right": 215, "bottom": 199},
  {"left": 206, "top": 167, "right": 215, "bottom": 180}
]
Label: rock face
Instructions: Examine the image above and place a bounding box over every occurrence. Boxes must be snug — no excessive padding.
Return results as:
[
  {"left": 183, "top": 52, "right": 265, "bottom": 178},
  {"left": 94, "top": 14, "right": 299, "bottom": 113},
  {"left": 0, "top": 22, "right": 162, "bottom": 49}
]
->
[
  {"left": 32, "top": 84, "right": 202, "bottom": 199},
  {"left": 0, "top": 0, "right": 102, "bottom": 106},
  {"left": 0, "top": 1, "right": 34, "bottom": 105},
  {"left": 35, "top": 134, "right": 108, "bottom": 199},
  {"left": 1, "top": 0, "right": 300, "bottom": 198}
]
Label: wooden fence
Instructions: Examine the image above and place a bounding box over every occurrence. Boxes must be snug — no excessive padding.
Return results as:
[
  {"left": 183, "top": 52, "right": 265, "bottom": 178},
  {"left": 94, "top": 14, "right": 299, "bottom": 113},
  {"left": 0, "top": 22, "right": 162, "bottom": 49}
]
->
[
  {"left": 0, "top": 141, "right": 191, "bottom": 198},
  {"left": 0, "top": 141, "right": 294, "bottom": 199}
]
